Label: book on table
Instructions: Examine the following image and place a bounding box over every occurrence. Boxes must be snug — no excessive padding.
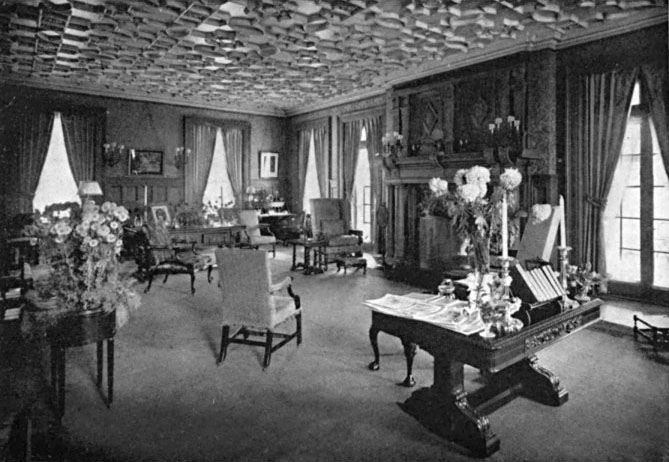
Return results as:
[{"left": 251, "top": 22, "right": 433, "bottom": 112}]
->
[{"left": 364, "top": 293, "right": 485, "bottom": 335}]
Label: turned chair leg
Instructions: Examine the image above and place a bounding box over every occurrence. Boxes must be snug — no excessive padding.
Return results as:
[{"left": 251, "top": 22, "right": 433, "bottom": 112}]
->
[
  {"left": 217, "top": 325, "right": 230, "bottom": 365},
  {"left": 263, "top": 331, "right": 274, "bottom": 369}
]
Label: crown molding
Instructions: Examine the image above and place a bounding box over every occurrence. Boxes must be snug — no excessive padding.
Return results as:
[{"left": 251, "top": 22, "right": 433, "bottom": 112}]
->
[
  {"left": 0, "top": 77, "right": 288, "bottom": 118},
  {"left": 284, "top": 88, "right": 386, "bottom": 117}
]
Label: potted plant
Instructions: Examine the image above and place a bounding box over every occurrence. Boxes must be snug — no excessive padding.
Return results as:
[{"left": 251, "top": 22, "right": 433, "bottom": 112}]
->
[
  {"left": 566, "top": 262, "right": 607, "bottom": 302},
  {"left": 24, "top": 201, "right": 141, "bottom": 337}
]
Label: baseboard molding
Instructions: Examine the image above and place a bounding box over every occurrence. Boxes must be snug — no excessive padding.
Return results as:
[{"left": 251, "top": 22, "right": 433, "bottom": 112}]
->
[{"left": 588, "top": 320, "right": 632, "bottom": 338}]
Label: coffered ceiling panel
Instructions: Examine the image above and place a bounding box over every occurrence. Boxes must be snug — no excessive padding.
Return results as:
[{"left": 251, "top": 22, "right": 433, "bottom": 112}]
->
[{"left": 0, "top": 0, "right": 666, "bottom": 115}]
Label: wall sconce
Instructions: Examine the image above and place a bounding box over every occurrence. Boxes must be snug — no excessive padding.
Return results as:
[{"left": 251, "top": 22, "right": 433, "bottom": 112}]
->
[
  {"left": 175, "top": 146, "right": 191, "bottom": 170},
  {"left": 102, "top": 142, "right": 127, "bottom": 167},
  {"left": 487, "top": 116, "right": 522, "bottom": 164}
]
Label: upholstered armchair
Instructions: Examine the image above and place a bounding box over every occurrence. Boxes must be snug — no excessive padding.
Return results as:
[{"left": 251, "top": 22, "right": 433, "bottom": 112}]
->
[
  {"left": 135, "top": 222, "right": 213, "bottom": 294},
  {"left": 309, "top": 198, "right": 363, "bottom": 269},
  {"left": 238, "top": 210, "right": 277, "bottom": 257},
  {"left": 215, "top": 248, "right": 302, "bottom": 369}
]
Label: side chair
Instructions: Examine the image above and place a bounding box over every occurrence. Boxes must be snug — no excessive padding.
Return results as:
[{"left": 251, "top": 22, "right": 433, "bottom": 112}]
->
[
  {"left": 215, "top": 247, "right": 302, "bottom": 369},
  {"left": 238, "top": 210, "right": 277, "bottom": 257}
]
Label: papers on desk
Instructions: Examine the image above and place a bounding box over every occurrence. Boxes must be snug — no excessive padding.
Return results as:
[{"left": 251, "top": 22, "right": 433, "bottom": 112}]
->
[{"left": 364, "top": 293, "right": 485, "bottom": 335}]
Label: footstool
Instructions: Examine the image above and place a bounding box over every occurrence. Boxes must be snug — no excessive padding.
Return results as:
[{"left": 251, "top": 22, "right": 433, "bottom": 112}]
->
[
  {"left": 334, "top": 256, "right": 367, "bottom": 275},
  {"left": 633, "top": 314, "right": 669, "bottom": 353}
]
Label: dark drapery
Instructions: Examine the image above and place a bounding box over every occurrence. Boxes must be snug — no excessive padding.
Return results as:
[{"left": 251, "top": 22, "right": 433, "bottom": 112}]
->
[
  {"left": 61, "top": 110, "right": 104, "bottom": 184},
  {"left": 184, "top": 121, "right": 216, "bottom": 205},
  {"left": 313, "top": 125, "right": 329, "bottom": 198},
  {"left": 297, "top": 128, "right": 312, "bottom": 212},
  {"left": 566, "top": 68, "right": 637, "bottom": 272},
  {"left": 223, "top": 128, "right": 243, "bottom": 206},
  {"left": 17, "top": 110, "right": 54, "bottom": 213},
  {"left": 342, "top": 119, "right": 363, "bottom": 200},
  {"left": 640, "top": 63, "right": 669, "bottom": 177}
]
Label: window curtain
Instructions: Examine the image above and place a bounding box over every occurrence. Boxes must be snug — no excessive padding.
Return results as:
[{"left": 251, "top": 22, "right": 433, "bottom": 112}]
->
[
  {"left": 223, "top": 127, "right": 243, "bottom": 205},
  {"left": 363, "top": 114, "right": 383, "bottom": 244},
  {"left": 342, "top": 119, "right": 363, "bottom": 200},
  {"left": 640, "top": 63, "right": 669, "bottom": 177},
  {"left": 313, "top": 125, "right": 329, "bottom": 198},
  {"left": 61, "top": 111, "right": 104, "bottom": 184},
  {"left": 184, "top": 122, "right": 217, "bottom": 205},
  {"left": 297, "top": 128, "right": 312, "bottom": 212},
  {"left": 566, "top": 68, "right": 637, "bottom": 273},
  {"left": 17, "top": 110, "right": 54, "bottom": 212}
]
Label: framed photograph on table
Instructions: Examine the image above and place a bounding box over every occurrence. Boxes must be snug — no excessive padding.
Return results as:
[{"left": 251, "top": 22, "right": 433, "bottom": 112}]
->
[
  {"left": 259, "top": 151, "right": 278, "bottom": 178},
  {"left": 129, "top": 150, "right": 164, "bottom": 175},
  {"left": 150, "top": 205, "right": 171, "bottom": 226}
]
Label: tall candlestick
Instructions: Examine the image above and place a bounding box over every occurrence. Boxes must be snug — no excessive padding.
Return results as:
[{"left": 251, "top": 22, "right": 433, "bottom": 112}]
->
[
  {"left": 144, "top": 185, "right": 148, "bottom": 207},
  {"left": 502, "top": 191, "right": 508, "bottom": 258},
  {"left": 559, "top": 195, "right": 566, "bottom": 248}
]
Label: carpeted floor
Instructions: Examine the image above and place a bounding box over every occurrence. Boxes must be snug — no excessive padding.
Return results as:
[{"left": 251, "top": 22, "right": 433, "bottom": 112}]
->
[{"left": 46, "top": 248, "right": 668, "bottom": 461}]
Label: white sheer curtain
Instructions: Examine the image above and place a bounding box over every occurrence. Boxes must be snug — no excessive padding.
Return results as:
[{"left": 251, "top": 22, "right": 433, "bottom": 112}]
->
[
  {"left": 202, "top": 128, "right": 236, "bottom": 208},
  {"left": 33, "top": 112, "right": 80, "bottom": 212},
  {"left": 302, "top": 132, "right": 320, "bottom": 213}
]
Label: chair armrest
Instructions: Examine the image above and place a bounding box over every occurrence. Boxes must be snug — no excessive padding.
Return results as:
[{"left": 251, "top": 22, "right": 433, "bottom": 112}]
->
[
  {"left": 270, "top": 276, "right": 292, "bottom": 294},
  {"left": 348, "top": 229, "right": 363, "bottom": 237}
]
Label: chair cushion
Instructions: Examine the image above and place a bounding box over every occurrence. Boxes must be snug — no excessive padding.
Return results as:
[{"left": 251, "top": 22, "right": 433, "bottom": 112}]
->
[
  {"left": 320, "top": 219, "right": 345, "bottom": 237},
  {"left": 250, "top": 235, "right": 276, "bottom": 246},
  {"left": 328, "top": 235, "right": 359, "bottom": 247}
]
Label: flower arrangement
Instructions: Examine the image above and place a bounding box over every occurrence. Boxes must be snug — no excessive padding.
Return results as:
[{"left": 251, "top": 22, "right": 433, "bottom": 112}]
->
[
  {"left": 426, "top": 166, "right": 523, "bottom": 272},
  {"left": 566, "top": 262, "right": 607, "bottom": 301},
  {"left": 26, "top": 201, "right": 141, "bottom": 328},
  {"left": 381, "top": 131, "right": 404, "bottom": 156}
]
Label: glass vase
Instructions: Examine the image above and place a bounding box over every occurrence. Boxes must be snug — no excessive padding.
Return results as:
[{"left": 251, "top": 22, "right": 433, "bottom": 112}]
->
[{"left": 471, "top": 234, "right": 491, "bottom": 275}]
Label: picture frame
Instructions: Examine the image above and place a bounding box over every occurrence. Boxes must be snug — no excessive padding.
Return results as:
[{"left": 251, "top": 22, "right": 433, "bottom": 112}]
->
[
  {"left": 129, "top": 150, "right": 164, "bottom": 175},
  {"left": 150, "top": 205, "right": 171, "bottom": 226},
  {"left": 259, "top": 151, "right": 278, "bottom": 178}
]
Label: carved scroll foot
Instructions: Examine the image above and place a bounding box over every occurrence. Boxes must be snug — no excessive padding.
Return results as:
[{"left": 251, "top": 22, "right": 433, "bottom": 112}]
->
[
  {"left": 400, "top": 388, "right": 500, "bottom": 458},
  {"left": 519, "top": 355, "right": 568, "bottom": 406}
]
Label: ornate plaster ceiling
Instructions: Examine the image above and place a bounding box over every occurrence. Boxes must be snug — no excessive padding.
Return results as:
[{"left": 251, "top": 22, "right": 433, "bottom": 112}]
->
[{"left": 0, "top": 0, "right": 666, "bottom": 115}]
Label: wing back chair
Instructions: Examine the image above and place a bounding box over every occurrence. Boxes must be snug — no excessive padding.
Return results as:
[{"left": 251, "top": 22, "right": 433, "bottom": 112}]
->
[
  {"left": 309, "top": 198, "right": 363, "bottom": 269},
  {"left": 215, "top": 247, "right": 302, "bottom": 369}
]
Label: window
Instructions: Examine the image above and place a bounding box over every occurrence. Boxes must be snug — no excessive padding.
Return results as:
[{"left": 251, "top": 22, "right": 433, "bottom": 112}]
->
[
  {"left": 604, "top": 82, "right": 669, "bottom": 291},
  {"left": 33, "top": 112, "right": 80, "bottom": 212},
  {"left": 302, "top": 131, "right": 320, "bottom": 213},
  {"left": 202, "top": 128, "right": 236, "bottom": 208},
  {"left": 352, "top": 126, "right": 371, "bottom": 242}
]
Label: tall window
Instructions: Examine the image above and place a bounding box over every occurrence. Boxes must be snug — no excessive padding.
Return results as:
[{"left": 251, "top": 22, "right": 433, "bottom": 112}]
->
[
  {"left": 604, "top": 82, "right": 669, "bottom": 290},
  {"left": 202, "top": 128, "right": 236, "bottom": 207},
  {"left": 302, "top": 131, "right": 320, "bottom": 213},
  {"left": 33, "top": 112, "right": 80, "bottom": 212},
  {"left": 352, "top": 126, "right": 371, "bottom": 242}
]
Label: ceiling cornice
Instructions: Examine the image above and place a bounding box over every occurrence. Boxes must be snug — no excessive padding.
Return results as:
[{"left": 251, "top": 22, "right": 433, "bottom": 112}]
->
[{"left": 0, "top": 77, "right": 288, "bottom": 118}]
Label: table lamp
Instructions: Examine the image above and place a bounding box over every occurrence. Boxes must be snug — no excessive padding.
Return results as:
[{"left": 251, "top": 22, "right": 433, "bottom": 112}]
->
[{"left": 78, "top": 180, "right": 103, "bottom": 203}]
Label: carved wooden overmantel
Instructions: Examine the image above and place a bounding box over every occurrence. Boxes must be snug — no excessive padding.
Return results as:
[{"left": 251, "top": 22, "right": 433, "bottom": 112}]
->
[{"left": 382, "top": 51, "right": 558, "bottom": 269}]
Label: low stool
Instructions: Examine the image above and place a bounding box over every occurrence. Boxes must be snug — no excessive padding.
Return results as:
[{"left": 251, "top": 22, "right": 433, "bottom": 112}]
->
[
  {"left": 334, "top": 256, "right": 367, "bottom": 275},
  {"left": 633, "top": 314, "right": 669, "bottom": 353}
]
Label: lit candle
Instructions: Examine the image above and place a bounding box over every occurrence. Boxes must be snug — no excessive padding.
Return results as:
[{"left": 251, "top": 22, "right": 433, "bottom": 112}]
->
[
  {"left": 144, "top": 185, "right": 148, "bottom": 207},
  {"left": 559, "top": 195, "right": 566, "bottom": 247},
  {"left": 502, "top": 191, "right": 508, "bottom": 258}
]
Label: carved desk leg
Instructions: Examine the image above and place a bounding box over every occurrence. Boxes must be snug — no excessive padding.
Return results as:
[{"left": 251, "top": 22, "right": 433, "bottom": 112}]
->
[
  {"left": 368, "top": 323, "right": 381, "bottom": 371},
  {"left": 399, "top": 339, "right": 417, "bottom": 387},
  {"left": 519, "top": 355, "right": 569, "bottom": 406},
  {"left": 401, "top": 356, "right": 500, "bottom": 458}
]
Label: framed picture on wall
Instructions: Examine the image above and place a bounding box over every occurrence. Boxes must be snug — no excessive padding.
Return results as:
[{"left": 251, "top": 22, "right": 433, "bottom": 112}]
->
[
  {"left": 259, "top": 151, "right": 279, "bottom": 178},
  {"left": 129, "top": 150, "right": 164, "bottom": 175}
]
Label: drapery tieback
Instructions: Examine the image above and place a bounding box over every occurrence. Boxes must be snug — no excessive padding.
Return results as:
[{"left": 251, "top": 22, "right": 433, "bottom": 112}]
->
[{"left": 585, "top": 194, "right": 607, "bottom": 208}]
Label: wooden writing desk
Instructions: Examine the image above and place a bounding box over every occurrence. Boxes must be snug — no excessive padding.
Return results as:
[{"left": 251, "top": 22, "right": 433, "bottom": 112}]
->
[
  {"left": 169, "top": 225, "right": 245, "bottom": 246},
  {"left": 368, "top": 299, "right": 602, "bottom": 457}
]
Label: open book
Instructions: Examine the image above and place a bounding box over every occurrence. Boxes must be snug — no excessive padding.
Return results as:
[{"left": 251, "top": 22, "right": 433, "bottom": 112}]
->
[{"left": 364, "top": 293, "right": 485, "bottom": 335}]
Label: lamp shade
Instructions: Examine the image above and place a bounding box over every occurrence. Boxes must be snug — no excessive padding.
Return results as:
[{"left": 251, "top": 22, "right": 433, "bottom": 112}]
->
[{"left": 78, "top": 181, "right": 103, "bottom": 196}]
